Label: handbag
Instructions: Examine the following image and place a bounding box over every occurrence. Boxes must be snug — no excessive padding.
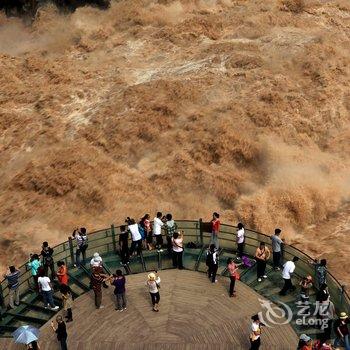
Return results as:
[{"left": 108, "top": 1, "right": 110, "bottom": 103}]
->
[{"left": 234, "top": 271, "right": 241, "bottom": 281}]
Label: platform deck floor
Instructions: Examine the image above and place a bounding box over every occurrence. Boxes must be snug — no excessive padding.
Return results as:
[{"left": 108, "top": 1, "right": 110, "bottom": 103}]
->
[{"left": 0, "top": 269, "right": 298, "bottom": 349}]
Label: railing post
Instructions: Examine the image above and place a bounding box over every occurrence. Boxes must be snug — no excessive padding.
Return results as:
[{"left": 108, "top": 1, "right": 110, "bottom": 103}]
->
[
  {"left": 111, "top": 224, "right": 117, "bottom": 254},
  {"left": 199, "top": 218, "right": 203, "bottom": 246},
  {"left": 68, "top": 237, "right": 75, "bottom": 266}
]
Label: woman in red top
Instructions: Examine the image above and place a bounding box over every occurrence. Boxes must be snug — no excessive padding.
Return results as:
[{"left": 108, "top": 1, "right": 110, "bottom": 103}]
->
[
  {"left": 56, "top": 261, "right": 69, "bottom": 285},
  {"left": 210, "top": 212, "right": 220, "bottom": 250}
]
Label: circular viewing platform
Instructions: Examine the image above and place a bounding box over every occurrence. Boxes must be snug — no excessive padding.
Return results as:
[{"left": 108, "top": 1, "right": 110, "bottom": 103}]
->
[{"left": 0, "top": 220, "right": 349, "bottom": 349}]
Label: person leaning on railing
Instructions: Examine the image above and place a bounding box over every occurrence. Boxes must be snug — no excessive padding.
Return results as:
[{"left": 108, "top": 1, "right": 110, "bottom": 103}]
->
[
  {"left": 27, "top": 253, "right": 42, "bottom": 291},
  {"left": 236, "top": 223, "right": 245, "bottom": 260},
  {"left": 3, "top": 265, "right": 20, "bottom": 309},
  {"left": 309, "top": 258, "right": 327, "bottom": 290},
  {"left": 165, "top": 213, "right": 177, "bottom": 255},
  {"left": 118, "top": 225, "right": 130, "bottom": 265},
  {"left": 153, "top": 212, "right": 165, "bottom": 251},
  {"left": 41, "top": 241, "right": 55, "bottom": 280},
  {"left": 72, "top": 227, "right": 88, "bottom": 268}
]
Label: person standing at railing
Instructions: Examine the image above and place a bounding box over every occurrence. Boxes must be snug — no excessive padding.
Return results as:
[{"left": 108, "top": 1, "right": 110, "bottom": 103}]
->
[
  {"left": 127, "top": 218, "right": 142, "bottom": 256},
  {"left": 309, "top": 259, "right": 327, "bottom": 290},
  {"left": 28, "top": 254, "right": 41, "bottom": 291},
  {"left": 142, "top": 214, "right": 152, "bottom": 250},
  {"left": 41, "top": 242, "right": 55, "bottom": 280},
  {"left": 72, "top": 227, "right": 88, "bottom": 268},
  {"left": 3, "top": 265, "right": 20, "bottom": 309},
  {"left": 119, "top": 225, "right": 130, "bottom": 265},
  {"left": 210, "top": 212, "right": 220, "bottom": 250},
  {"left": 279, "top": 256, "right": 299, "bottom": 296},
  {"left": 153, "top": 212, "right": 164, "bottom": 251},
  {"left": 271, "top": 228, "right": 283, "bottom": 270},
  {"left": 172, "top": 231, "right": 184, "bottom": 269},
  {"left": 255, "top": 242, "right": 270, "bottom": 282},
  {"left": 236, "top": 223, "right": 245, "bottom": 260},
  {"left": 165, "top": 213, "right": 177, "bottom": 255}
]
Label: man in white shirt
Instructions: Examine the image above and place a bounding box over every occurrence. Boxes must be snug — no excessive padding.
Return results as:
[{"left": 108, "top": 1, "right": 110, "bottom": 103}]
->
[
  {"left": 236, "top": 223, "right": 245, "bottom": 259},
  {"left": 128, "top": 219, "right": 142, "bottom": 256},
  {"left": 153, "top": 212, "right": 164, "bottom": 251},
  {"left": 279, "top": 256, "right": 299, "bottom": 296},
  {"left": 38, "top": 272, "right": 59, "bottom": 310}
]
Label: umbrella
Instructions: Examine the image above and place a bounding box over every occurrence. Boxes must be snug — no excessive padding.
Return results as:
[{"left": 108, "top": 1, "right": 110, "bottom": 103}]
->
[{"left": 12, "top": 325, "right": 39, "bottom": 345}]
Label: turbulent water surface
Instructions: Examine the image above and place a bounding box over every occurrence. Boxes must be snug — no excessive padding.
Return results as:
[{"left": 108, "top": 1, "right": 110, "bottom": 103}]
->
[{"left": 0, "top": 0, "right": 349, "bottom": 285}]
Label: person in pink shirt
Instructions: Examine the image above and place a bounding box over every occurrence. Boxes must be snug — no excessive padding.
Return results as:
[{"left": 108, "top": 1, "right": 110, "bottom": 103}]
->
[{"left": 227, "top": 258, "right": 239, "bottom": 297}]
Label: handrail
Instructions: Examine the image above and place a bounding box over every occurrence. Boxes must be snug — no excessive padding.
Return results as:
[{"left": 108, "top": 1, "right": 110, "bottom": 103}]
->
[{"left": 1, "top": 220, "right": 349, "bottom": 309}]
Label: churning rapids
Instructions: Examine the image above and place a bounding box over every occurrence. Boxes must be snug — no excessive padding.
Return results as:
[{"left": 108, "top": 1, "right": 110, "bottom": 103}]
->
[{"left": 0, "top": 0, "right": 349, "bottom": 285}]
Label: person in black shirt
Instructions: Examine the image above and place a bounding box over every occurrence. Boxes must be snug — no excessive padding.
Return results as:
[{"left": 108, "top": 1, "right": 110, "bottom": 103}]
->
[
  {"left": 119, "top": 225, "right": 129, "bottom": 265},
  {"left": 51, "top": 315, "right": 67, "bottom": 350},
  {"left": 41, "top": 241, "right": 55, "bottom": 280}
]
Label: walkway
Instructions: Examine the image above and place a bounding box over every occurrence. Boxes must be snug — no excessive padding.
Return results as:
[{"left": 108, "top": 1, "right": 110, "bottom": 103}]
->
[{"left": 0, "top": 270, "right": 298, "bottom": 349}]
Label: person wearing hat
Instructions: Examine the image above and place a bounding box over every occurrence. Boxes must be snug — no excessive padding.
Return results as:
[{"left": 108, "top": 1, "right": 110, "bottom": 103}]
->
[
  {"left": 334, "top": 312, "right": 350, "bottom": 349},
  {"left": 90, "top": 252, "right": 103, "bottom": 268},
  {"left": 249, "top": 314, "right": 263, "bottom": 350},
  {"left": 146, "top": 272, "right": 161, "bottom": 312},
  {"left": 297, "top": 334, "right": 312, "bottom": 350}
]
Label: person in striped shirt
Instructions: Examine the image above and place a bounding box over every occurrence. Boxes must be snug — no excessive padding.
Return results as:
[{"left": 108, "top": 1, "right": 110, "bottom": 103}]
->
[{"left": 4, "top": 266, "right": 20, "bottom": 309}]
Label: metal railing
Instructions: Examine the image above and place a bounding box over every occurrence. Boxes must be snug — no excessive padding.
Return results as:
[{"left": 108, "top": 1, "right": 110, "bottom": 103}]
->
[{"left": 1, "top": 220, "right": 349, "bottom": 315}]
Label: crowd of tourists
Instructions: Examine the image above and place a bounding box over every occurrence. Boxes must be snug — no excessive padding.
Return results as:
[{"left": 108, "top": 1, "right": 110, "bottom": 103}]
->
[{"left": 2, "top": 212, "right": 349, "bottom": 350}]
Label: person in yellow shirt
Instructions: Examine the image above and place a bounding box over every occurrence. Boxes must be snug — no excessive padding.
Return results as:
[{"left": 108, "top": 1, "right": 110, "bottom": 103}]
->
[{"left": 255, "top": 242, "right": 270, "bottom": 282}]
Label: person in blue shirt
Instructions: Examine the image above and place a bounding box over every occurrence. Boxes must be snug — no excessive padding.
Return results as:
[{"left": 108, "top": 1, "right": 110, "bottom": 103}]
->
[{"left": 28, "top": 254, "right": 42, "bottom": 291}]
